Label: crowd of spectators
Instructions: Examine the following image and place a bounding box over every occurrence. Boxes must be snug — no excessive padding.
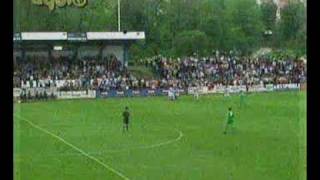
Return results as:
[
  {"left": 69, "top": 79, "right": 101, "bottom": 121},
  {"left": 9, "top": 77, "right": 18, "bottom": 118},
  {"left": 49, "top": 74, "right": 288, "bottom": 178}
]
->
[
  {"left": 140, "top": 52, "right": 306, "bottom": 89},
  {"left": 14, "top": 55, "right": 125, "bottom": 90},
  {"left": 19, "top": 90, "right": 57, "bottom": 102},
  {"left": 14, "top": 51, "right": 306, "bottom": 92}
]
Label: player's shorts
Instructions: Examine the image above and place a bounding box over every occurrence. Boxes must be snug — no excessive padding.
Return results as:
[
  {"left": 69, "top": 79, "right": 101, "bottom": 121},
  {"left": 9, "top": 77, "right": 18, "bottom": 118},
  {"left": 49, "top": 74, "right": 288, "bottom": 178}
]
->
[
  {"left": 227, "top": 120, "right": 234, "bottom": 124},
  {"left": 123, "top": 119, "right": 129, "bottom": 124}
]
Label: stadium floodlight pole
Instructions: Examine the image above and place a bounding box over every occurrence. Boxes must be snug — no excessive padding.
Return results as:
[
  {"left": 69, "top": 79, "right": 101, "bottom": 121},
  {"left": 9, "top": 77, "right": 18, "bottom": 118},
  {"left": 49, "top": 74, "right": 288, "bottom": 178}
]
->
[{"left": 118, "top": 0, "right": 121, "bottom": 32}]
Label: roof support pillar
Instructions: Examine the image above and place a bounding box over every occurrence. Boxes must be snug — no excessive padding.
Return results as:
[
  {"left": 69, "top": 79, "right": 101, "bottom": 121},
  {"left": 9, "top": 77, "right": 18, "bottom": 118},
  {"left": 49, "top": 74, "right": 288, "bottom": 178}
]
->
[
  {"left": 123, "top": 41, "right": 129, "bottom": 68},
  {"left": 99, "top": 43, "right": 105, "bottom": 62}
]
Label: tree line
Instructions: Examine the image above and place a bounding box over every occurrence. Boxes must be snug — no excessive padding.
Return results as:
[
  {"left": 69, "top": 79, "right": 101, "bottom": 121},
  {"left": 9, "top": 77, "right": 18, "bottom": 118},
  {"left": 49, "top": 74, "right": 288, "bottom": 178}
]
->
[{"left": 14, "top": 0, "right": 306, "bottom": 58}]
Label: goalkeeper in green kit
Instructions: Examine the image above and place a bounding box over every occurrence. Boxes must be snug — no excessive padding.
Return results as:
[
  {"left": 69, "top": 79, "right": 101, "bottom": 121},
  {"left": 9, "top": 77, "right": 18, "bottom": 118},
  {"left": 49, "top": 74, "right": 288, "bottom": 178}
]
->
[{"left": 224, "top": 107, "right": 235, "bottom": 134}]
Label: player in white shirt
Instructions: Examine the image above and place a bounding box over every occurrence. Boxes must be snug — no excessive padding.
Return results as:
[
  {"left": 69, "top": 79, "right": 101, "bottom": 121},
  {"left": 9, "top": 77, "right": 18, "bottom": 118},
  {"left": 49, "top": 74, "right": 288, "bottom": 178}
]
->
[
  {"left": 193, "top": 85, "right": 200, "bottom": 100},
  {"left": 168, "top": 87, "right": 175, "bottom": 100},
  {"left": 224, "top": 85, "right": 230, "bottom": 97}
]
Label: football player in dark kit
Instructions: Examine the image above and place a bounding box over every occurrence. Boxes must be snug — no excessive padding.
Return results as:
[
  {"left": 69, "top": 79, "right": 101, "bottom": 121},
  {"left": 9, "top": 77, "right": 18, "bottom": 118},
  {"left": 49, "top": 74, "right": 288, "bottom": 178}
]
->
[{"left": 122, "top": 106, "right": 130, "bottom": 132}]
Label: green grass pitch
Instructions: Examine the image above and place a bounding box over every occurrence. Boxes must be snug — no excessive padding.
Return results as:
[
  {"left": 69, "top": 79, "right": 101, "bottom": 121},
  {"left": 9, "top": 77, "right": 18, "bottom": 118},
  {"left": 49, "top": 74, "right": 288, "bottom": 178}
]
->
[{"left": 14, "top": 91, "right": 306, "bottom": 180}]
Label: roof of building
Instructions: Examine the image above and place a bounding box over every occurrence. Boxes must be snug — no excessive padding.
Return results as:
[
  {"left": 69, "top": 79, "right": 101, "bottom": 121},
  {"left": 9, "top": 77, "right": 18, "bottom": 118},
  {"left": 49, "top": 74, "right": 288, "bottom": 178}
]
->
[{"left": 14, "top": 32, "right": 145, "bottom": 41}]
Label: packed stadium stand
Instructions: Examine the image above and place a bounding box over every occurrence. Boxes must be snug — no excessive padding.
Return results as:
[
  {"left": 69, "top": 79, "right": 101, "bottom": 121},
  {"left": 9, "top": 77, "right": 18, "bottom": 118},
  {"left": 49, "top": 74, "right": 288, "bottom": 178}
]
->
[{"left": 14, "top": 52, "right": 306, "bottom": 91}]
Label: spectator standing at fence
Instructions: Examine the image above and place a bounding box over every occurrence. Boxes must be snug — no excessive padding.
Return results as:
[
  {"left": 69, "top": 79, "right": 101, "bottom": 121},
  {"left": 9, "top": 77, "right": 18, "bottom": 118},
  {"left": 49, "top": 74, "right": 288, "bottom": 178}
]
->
[
  {"left": 194, "top": 85, "right": 200, "bottom": 100},
  {"left": 168, "top": 87, "right": 175, "bottom": 100},
  {"left": 240, "top": 90, "right": 245, "bottom": 108}
]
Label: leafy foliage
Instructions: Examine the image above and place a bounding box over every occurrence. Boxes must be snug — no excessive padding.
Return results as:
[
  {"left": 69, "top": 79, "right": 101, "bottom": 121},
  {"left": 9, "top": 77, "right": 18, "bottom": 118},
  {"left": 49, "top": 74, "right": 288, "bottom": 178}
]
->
[{"left": 14, "top": 0, "right": 306, "bottom": 57}]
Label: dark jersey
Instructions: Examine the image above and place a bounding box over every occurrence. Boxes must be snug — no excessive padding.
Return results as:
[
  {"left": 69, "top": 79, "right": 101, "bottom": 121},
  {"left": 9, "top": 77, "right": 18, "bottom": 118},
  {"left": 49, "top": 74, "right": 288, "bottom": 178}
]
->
[{"left": 123, "top": 110, "right": 130, "bottom": 124}]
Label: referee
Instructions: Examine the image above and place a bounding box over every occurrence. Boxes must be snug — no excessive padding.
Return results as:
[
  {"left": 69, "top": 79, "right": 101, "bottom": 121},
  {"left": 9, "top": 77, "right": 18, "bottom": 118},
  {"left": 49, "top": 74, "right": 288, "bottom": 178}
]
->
[{"left": 122, "top": 106, "right": 130, "bottom": 132}]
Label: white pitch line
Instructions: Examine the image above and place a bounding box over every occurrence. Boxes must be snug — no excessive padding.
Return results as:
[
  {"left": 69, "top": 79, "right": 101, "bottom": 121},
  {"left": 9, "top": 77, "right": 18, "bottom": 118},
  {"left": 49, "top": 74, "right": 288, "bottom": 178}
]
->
[
  {"left": 109, "top": 129, "right": 184, "bottom": 153},
  {"left": 30, "top": 103, "right": 184, "bottom": 154},
  {"left": 14, "top": 115, "right": 130, "bottom": 180},
  {"left": 82, "top": 128, "right": 184, "bottom": 155},
  {"left": 37, "top": 128, "right": 184, "bottom": 157}
]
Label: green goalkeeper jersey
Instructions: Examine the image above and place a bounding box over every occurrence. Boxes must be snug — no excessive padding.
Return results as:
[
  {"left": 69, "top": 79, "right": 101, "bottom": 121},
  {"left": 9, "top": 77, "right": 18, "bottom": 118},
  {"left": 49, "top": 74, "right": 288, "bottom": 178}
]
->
[{"left": 227, "top": 111, "right": 235, "bottom": 124}]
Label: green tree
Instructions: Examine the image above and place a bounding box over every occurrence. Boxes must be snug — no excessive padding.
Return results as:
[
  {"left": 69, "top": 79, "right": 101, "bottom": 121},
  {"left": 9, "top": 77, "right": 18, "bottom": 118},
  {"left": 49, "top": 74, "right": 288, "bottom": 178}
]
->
[
  {"left": 275, "top": 1, "right": 306, "bottom": 54},
  {"left": 15, "top": 0, "right": 306, "bottom": 58},
  {"left": 173, "top": 30, "right": 209, "bottom": 56},
  {"left": 199, "top": 0, "right": 227, "bottom": 50},
  {"left": 260, "top": 1, "right": 277, "bottom": 31},
  {"left": 224, "top": 0, "right": 264, "bottom": 54}
]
